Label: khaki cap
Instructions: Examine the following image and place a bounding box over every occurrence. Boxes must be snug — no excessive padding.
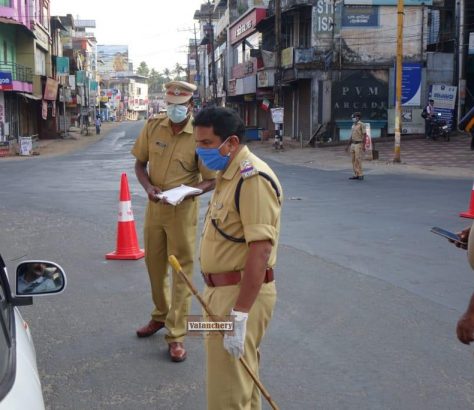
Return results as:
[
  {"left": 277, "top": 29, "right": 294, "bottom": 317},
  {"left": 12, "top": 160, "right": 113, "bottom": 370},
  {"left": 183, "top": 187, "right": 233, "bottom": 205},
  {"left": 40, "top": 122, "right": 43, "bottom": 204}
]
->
[{"left": 164, "top": 80, "right": 197, "bottom": 104}]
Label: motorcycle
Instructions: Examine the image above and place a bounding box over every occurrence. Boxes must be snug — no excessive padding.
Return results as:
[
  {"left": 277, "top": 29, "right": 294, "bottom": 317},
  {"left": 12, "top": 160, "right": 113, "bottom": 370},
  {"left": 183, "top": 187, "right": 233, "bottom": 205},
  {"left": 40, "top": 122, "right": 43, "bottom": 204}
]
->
[{"left": 429, "top": 112, "right": 450, "bottom": 141}]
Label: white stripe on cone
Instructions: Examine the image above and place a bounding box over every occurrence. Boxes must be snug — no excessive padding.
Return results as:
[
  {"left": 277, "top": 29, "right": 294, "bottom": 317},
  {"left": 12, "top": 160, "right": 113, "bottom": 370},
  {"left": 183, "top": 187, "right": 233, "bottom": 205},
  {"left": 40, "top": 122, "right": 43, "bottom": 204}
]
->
[{"left": 118, "top": 201, "right": 134, "bottom": 222}]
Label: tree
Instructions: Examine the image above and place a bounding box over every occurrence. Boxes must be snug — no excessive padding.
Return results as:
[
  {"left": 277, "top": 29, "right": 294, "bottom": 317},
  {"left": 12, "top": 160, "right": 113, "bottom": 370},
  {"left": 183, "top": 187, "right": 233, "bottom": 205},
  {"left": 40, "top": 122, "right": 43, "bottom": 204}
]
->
[
  {"left": 137, "top": 61, "right": 150, "bottom": 77},
  {"left": 173, "top": 63, "right": 186, "bottom": 80},
  {"left": 163, "top": 68, "right": 172, "bottom": 82},
  {"left": 148, "top": 68, "right": 165, "bottom": 94}
]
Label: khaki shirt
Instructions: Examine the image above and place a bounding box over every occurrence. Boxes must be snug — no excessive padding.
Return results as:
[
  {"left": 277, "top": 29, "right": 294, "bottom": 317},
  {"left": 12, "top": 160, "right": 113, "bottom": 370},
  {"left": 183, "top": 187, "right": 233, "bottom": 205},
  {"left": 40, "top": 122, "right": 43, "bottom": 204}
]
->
[
  {"left": 469, "top": 222, "right": 474, "bottom": 270},
  {"left": 131, "top": 115, "right": 215, "bottom": 190},
  {"left": 200, "top": 146, "right": 283, "bottom": 273},
  {"left": 351, "top": 121, "right": 366, "bottom": 142}
]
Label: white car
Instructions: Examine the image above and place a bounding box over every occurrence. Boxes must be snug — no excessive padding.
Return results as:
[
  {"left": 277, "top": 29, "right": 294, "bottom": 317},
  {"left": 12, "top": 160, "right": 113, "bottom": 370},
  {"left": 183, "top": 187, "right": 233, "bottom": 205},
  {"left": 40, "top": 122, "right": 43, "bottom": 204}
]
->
[{"left": 0, "top": 255, "right": 66, "bottom": 410}]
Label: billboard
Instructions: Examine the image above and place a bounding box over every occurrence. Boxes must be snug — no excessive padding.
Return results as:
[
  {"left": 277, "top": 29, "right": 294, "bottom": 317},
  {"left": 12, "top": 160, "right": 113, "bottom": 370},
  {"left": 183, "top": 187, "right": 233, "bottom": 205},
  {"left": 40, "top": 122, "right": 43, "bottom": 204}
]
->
[
  {"left": 344, "top": 0, "right": 432, "bottom": 5},
  {"left": 97, "top": 45, "right": 129, "bottom": 77},
  {"left": 332, "top": 70, "right": 388, "bottom": 121},
  {"left": 394, "top": 63, "right": 422, "bottom": 107},
  {"left": 342, "top": 6, "right": 379, "bottom": 27}
]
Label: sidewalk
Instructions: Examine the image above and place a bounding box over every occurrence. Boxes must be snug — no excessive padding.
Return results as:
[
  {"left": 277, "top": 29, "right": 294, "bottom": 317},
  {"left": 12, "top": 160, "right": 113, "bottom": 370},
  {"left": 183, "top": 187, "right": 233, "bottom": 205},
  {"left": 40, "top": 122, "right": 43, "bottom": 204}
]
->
[
  {"left": 0, "top": 121, "right": 122, "bottom": 161},
  {"left": 249, "top": 133, "right": 474, "bottom": 179}
]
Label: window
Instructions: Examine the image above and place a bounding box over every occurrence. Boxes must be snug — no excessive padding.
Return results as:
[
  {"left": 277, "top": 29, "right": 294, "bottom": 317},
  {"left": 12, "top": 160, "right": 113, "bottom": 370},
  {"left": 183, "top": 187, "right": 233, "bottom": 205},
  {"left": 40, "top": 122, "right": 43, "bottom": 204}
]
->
[
  {"left": 3, "top": 41, "right": 6, "bottom": 64},
  {"left": 35, "top": 47, "right": 46, "bottom": 75},
  {"left": 0, "top": 0, "right": 11, "bottom": 7}
]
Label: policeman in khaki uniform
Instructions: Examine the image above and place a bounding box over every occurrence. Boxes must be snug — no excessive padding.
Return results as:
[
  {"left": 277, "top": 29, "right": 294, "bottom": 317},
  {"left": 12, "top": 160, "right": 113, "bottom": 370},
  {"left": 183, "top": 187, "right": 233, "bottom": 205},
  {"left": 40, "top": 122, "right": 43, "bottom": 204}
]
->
[
  {"left": 346, "top": 112, "right": 367, "bottom": 180},
  {"left": 193, "top": 107, "right": 282, "bottom": 409},
  {"left": 131, "top": 80, "right": 215, "bottom": 362}
]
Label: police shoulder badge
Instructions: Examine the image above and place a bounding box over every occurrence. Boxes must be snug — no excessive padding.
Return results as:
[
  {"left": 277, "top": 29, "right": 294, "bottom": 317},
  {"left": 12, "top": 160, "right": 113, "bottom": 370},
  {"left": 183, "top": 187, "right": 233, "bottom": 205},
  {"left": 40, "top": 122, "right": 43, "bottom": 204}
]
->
[{"left": 240, "top": 159, "right": 258, "bottom": 179}]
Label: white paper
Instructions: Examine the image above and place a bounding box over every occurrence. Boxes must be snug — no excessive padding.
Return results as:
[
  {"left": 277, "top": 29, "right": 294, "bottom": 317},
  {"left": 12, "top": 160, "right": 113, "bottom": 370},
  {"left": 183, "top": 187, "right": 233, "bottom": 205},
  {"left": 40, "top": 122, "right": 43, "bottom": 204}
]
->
[{"left": 156, "top": 184, "right": 203, "bottom": 206}]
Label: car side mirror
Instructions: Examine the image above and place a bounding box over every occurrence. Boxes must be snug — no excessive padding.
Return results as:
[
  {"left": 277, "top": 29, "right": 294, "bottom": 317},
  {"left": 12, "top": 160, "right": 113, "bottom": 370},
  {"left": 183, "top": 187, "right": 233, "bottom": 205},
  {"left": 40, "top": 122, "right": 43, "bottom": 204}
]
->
[{"left": 15, "top": 261, "right": 66, "bottom": 297}]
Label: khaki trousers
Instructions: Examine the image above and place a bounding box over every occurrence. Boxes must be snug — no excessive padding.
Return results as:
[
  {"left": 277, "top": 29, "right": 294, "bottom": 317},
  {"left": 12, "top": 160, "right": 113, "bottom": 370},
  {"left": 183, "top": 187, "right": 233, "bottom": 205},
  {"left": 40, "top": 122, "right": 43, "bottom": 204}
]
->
[
  {"left": 203, "top": 282, "right": 277, "bottom": 410},
  {"left": 351, "top": 143, "right": 364, "bottom": 177},
  {"left": 144, "top": 198, "right": 198, "bottom": 343}
]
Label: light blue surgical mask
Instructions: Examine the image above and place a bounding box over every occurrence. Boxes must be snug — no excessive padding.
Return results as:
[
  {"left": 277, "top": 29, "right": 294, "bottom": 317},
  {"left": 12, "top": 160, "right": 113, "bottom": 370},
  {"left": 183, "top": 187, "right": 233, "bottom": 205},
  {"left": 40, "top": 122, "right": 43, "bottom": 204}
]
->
[
  {"left": 167, "top": 104, "right": 188, "bottom": 123},
  {"left": 196, "top": 138, "right": 231, "bottom": 171}
]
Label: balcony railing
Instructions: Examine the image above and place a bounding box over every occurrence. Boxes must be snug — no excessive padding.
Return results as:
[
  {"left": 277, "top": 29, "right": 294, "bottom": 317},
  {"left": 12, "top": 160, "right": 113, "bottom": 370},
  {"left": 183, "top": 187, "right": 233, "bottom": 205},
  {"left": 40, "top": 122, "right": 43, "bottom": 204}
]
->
[{"left": 0, "top": 62, "right": 33, "bottom": 83}]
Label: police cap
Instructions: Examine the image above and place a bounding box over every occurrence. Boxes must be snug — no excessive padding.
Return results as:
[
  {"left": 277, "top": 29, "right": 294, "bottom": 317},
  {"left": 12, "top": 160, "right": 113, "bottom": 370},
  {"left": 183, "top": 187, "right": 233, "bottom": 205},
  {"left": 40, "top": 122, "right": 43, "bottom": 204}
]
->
[{"left": 164, "top": 81, "right": 197, "bottom": 104}]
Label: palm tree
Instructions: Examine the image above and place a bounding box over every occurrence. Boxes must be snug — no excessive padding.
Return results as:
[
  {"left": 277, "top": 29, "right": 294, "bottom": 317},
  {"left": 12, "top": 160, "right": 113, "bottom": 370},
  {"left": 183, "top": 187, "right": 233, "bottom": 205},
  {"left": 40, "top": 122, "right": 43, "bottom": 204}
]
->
[
  {"left": 163, "top": 68, "right": 172, "bottom": 83},
  {"left": 173, "top": 63, "right": 185, "bottom": 80}
]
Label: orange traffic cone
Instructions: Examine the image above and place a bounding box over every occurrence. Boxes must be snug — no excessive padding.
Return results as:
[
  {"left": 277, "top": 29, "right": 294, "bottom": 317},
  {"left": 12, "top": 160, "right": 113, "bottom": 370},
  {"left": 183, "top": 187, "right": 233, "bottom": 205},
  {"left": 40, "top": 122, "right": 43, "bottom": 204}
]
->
[
  {"left": 106, "top": 173, "right": 145, "bottom": 260},
  {"left": 460, "top": 182, "right": 474, "bottom": 219}
]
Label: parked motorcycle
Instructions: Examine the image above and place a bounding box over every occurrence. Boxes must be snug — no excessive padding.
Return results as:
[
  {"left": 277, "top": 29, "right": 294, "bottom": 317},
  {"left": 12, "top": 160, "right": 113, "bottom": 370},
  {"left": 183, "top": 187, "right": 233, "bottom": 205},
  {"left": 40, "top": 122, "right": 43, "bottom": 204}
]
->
[{"left": 429, "top": 112, "right": 450, "bottom": 141}]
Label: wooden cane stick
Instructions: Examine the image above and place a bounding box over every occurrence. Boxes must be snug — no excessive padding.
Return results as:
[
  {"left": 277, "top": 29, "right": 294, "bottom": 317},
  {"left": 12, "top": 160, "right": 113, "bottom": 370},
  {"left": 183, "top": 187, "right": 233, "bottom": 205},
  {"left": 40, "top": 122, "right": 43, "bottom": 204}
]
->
[{"left": 168, "top": 255, "right": 280, "bottom": 410}]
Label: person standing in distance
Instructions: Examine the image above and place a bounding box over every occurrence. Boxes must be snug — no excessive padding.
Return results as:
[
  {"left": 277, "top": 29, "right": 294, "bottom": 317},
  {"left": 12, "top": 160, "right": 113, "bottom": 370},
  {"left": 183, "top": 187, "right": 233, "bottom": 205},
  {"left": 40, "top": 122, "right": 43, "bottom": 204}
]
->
[
  {"left": 346, "top": 112, "right": 367, "bottom": 180},
  {"left": 131, "top": 81, "right": 216, "bottom": 362},
  {"left": 424, "top": 99, "right": 435, "bottom": 139},
  {"left": 194, "top": 107, "right": 282, "bottom": 409}
]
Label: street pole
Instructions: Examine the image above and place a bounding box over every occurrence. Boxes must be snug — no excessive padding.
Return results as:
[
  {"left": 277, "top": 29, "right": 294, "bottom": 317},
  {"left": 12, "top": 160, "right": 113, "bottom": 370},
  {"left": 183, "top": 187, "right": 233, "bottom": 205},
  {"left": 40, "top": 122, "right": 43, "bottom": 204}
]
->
[
  {"left": 273, "top": 0, "right": 283, "bottom": 149},
  {"left": 393, "top": 0, "right": 404, "bottom": 163},
  {"left": 456, "top": 0, "right": 465, "bottom": 127},
  {"left": 208, "top": 0, "right": 217, "bottom": 105},
  {"left": 273, "top": 0, "right": 281, "bottom": 108}
]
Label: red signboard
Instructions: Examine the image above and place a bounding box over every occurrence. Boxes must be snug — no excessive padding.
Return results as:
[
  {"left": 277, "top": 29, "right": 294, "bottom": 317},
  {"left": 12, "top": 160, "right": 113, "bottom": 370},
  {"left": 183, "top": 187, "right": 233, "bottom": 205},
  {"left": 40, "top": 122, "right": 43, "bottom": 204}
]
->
[{"left": 229, "top": 8, "right": 267, "bottom": 45}]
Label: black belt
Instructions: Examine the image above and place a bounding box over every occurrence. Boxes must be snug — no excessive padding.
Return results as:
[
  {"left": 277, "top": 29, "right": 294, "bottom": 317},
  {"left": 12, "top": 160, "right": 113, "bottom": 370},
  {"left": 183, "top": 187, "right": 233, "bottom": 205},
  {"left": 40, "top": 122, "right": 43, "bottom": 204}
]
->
[{"left": 352, "top": 141, "right": 363, "bottom": 144}]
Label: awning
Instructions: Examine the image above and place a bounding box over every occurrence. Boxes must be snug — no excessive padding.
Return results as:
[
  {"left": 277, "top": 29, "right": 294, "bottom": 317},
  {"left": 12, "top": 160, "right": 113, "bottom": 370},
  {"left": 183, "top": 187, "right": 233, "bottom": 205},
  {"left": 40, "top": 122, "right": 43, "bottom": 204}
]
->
[
  {"left": 17, "top": 93, "right": 42, "bottom": 100},
  {"left": 0, "top": 17, "right": 36, "bottom": 38}
]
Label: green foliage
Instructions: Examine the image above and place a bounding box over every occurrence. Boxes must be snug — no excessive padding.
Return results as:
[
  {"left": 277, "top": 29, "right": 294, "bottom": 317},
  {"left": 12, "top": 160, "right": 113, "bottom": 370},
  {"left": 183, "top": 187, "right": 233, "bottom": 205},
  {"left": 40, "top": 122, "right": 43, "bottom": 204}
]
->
[
  {"left": 138, "top": 62, "right": 189, "bottom": 94},
  {"left": 137, "top": 61, "right": 150, "bottom": 77}
]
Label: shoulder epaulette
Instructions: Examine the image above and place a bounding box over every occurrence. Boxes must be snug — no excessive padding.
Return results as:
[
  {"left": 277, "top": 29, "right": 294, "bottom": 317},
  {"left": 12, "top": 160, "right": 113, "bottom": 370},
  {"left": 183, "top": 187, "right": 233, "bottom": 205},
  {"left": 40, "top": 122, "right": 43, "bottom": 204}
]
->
[{"left": 240, "top": 159, "right": 259, "bottom": 179}]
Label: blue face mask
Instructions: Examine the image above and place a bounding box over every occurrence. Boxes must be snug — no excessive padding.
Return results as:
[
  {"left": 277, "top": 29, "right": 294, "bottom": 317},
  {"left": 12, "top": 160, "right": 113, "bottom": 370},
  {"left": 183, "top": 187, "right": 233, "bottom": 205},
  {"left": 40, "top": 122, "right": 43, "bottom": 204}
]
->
[
  {"left": 196, "top": 138, "right": 231, "bottom": 171},
  {"left": 167, "top": 104, "right": 188, "bottom": 123}
]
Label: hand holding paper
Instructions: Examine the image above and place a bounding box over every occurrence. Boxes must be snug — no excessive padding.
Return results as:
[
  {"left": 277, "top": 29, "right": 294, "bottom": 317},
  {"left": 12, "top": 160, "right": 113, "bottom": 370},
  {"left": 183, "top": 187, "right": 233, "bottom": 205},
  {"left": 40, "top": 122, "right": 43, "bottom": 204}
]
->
[{"left": 155, "top": 185, "right": 203, "bottom": 206}]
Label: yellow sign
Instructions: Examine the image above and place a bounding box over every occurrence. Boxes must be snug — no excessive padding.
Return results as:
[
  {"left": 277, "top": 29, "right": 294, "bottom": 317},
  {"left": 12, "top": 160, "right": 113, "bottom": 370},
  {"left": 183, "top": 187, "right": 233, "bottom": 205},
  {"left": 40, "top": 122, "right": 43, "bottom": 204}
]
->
[{"left": 282, "top": 47, "right": 294, "bottom": 68}]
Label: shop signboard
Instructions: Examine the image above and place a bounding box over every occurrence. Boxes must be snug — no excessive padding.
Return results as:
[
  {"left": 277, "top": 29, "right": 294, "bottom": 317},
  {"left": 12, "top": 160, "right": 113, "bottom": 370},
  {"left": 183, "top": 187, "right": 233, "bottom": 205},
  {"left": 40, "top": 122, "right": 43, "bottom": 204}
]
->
[
  {"left": 44, "top": 78, "right": 59, "bottom": 101},
  {"left": 294, "top": 48, "right": 316, "bottom": 64},
  {"left": 332, "top": 70, "right": 388, "bottom": 121},
  {"left": 229, "top": 8, "right": 266, "bottom": 45},
  {"left": 394, "top": 62, "right": 422, "bottom": 106},
  {"left": 56, "top": 57, "right": 70, "bottom": 75},
  {"left": 76, "top": 71, "right": 85, "bottom": 86},
  {"left": 342, "top": 5, "right": 378, "bottom": 27},
  {"left": 344, "top": 0, "right": 432, "bottom": 5},
  {"left": 388, "top": 107, "right": 425, "bottom": 134},
  {"left": 430, "top": 84, "right": 457, "bottom": 128},
  {"left": 19, "top": 137, "right": 32, "bottom": 156},
  {"left": 0, "top": 72, "right": 13, "bottom": 91},
  {"left": 270, "top": 108, "right": 284, "bottom": 124},
  {"left": 281, "top": 47, "right": 294, "bottom": 68}
]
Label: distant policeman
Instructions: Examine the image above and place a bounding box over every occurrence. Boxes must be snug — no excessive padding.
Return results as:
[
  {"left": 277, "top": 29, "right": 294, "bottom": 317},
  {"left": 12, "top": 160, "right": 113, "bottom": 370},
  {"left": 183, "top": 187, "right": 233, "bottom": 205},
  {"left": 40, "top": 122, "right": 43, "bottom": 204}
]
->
[
  {"left": 194, "top": 107, "right": 283, "bottom": 409},
  {"left": 131, "top": 80, "right": 215, "bottom": 362},
  {"left": 346, "top": 112, "right": 367, "bottom": 180}
]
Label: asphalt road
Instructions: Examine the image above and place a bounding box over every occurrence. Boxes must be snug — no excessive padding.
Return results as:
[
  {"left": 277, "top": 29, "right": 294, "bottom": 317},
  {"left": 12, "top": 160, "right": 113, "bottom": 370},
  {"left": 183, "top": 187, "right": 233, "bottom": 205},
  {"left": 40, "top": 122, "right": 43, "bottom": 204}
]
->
[{"left": 0, "top": 121, "right": 473, "bottom": 410}]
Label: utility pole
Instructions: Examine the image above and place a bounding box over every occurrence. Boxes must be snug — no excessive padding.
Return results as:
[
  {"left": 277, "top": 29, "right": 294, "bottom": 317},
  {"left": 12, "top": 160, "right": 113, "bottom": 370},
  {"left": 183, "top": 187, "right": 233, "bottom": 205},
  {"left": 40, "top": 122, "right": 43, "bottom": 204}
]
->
[
  {"left": 272, "top": 0, "right": 283, "bottom": 149},
  {"left": 207, "top": 0, "right": 217, "bottom": 105},
  {"left": 456, "top": 0, "right": 465, "bottom": 127},
  {"left": 393, "top": 0, "right": 404, "bottom": 163},
  {"left": 273, "top": 0, "right": 281, "bottom": 108}
]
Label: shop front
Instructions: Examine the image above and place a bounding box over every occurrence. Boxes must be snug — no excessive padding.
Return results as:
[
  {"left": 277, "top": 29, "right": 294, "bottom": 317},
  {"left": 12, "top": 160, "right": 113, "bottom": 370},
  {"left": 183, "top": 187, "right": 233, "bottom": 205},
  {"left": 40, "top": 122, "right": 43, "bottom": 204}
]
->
[{"left": 228, "top": 7, "right": 267, "bottom": 132}]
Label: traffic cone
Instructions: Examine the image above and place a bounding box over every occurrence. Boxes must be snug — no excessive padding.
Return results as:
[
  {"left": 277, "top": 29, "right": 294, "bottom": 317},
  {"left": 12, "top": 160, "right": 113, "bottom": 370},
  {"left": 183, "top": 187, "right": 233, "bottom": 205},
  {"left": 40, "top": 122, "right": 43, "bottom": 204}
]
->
[
  {"left": 106, "top": 173, "right": 145, "bottom": 260},
  {"left": 460, "top": 182, "right": 474, "bottom": 219}
]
